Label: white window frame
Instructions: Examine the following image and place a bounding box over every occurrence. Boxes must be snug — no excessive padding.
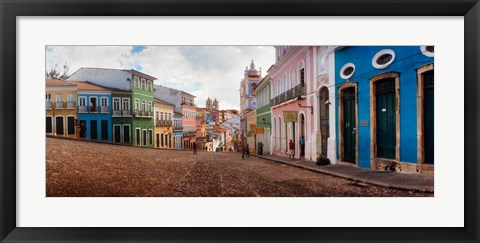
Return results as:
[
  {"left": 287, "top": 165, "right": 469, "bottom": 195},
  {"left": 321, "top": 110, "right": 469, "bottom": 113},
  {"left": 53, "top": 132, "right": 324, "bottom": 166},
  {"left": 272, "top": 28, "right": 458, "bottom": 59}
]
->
[
  {"left": 135, "top": 127, "right": 141, "bottom": 146},
  {"left": 372, "top": 49, "right": 396, "bottom": 69},
  {"left": 54, "top": 115, "right": 65, "bottom": 137},
  {"left": 340, "top": 63, "right": 356, "bottom": 80},
  {"left": 142, "top": 100, "right": 146, "bottom": 111},
  {"left": 56, "top": 93, "right": 63, "bottom": 102},
  {"left": 141, "top": 78, "right": 146, "bottom": 90},
  {"left": 147, "top": 80, "right": 152, "bottom": 91},
  {"left": 113, "top": 98, "right": 121, "bottom": 111},
  {"left": 148, "top": 101, "right": 152, "bottom": 112},
  {"left": 148, "top": 129, "right": 154, "bottom": 145},
  {"left": 78, "top": 96, "right": 86, "bottom": 106},
  {"left": 134, "top": 98, "right": 140, "bottom": 111},
  {"left": 100, "top": 96, "right": 108, "bottom": 107},
  {"left": 122, "top": 98, "right": 130, "bottom": 111},
  {"left": 67, "top": 93, "right": 74, "bottom": 102},
  {"left": 134, "top": 76, "right": 139, "bottom": 88}
]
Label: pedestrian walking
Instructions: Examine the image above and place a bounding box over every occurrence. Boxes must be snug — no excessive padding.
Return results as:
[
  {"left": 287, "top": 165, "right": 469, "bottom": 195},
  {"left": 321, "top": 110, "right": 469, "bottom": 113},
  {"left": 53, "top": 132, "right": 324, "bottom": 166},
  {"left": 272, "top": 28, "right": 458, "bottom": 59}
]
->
[
  {"left": 192, "top": 142, "right": 197, "bottom": 155},
  {"left": 300, "top": 136, "right": 305, "bottom": 157},
  {"left": 245, "top": 143, "right": 250, "bottom": 158},
  {"left": 289, "top": 139, "right": 295, "bottom": 159},
  {"left": 241, "top": 144, "right": 245, "bottom": 159}
]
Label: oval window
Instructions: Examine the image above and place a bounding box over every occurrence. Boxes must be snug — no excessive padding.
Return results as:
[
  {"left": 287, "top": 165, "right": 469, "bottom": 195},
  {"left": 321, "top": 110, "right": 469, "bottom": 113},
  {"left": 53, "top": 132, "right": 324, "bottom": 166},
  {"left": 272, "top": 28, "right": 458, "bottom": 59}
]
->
[
  {"left": 372, "top": 49, "right": 395, "bottom": 69},
  {"left": 421, "top": 45, "right": 434, "bottom": 57},
  {"left": 340, "top": 63, "right": 355, "bottom": 79}
]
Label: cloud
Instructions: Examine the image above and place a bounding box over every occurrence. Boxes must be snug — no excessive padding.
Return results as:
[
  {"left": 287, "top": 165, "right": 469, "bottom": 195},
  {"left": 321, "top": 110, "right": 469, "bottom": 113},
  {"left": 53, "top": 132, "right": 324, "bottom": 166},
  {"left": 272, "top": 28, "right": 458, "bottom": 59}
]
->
[{"left": 46, "top": 45, "right": 275, "bottom": 110}]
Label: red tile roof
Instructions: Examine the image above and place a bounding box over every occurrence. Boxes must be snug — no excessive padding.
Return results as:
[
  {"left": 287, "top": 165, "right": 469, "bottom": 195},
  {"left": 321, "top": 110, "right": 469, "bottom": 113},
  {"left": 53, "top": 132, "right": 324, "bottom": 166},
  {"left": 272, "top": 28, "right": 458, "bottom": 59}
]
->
[
  {"left": 69, "top": 81, "right": 110, "bottom": 92},
  {"left": 46, "top": 79, "right": 75, "bottom": 87}
]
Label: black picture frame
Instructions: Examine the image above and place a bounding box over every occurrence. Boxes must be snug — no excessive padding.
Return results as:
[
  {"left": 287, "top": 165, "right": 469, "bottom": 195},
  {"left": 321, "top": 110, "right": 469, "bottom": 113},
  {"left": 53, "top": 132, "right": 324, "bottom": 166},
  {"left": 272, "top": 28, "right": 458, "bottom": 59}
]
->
[{"left": 1, "top": 0, "right": 478, "bottom": 242}]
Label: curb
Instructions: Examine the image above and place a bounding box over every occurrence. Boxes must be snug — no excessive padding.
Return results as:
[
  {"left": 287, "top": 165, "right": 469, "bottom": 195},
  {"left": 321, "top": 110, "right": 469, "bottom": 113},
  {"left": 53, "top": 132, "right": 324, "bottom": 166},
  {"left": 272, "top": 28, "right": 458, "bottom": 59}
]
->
[{"left": 252, "top": 155, "right": 434, "bottom": 193}]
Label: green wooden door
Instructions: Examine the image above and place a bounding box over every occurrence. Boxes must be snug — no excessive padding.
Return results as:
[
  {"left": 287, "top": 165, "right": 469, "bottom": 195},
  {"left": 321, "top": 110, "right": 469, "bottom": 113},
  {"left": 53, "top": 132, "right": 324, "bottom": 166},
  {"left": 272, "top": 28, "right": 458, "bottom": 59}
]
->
[
  {"left": 376, "top": 78, "right": 396, "bottom": 159},
  {"left": 424, "top": 71, "right": 434, "bottom": 164},
  {"left": 343, "top": 87, "right": 356, "bottom": 163}
]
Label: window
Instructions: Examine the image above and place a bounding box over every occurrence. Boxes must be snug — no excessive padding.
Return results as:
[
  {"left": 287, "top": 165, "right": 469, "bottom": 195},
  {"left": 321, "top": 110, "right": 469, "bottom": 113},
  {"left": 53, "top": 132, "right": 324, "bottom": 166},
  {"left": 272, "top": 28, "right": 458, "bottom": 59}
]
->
[
  {"left": 122, "top": 98, "right": 130, "bottom": 111},
  {"left": 372, "top": 49, "right": 395, "bottom": 69},
  {"left": 141, "top": 78, "right": 146, "bottom": 90},
  {"left": 142, "top": 100, "right": 146, "bottom": 111},
  {"left": 136, "top": 128, "right": 141, "bottom": 146},
  {"left": 46, "top": 94, "right": 51, "bottom": 102},
  {"left": 89, "top": 97, "right": 98, "bottom": 112},
  {"left": 101, "top": 97, "right": 108, "bottom": 107},
  {"left": 134, "top": 76, "right": 139, "bottom": 88},
  {"left": 421, "top": 46, "right": 435, "bottom": 57},
  {"left": 160, "top": 112, "right": 163, "bottom": 120},
  {"left": 79, "top": 97, "right": 86, "bottom": 106},
  {"left": 113, "top": 98, "right": 120, "bottom": 111},
  {"left": 56, "top": 93, "right": 63, "bottom": 102},
  {"left": 147, "top": 101, "right": 152, "bottom": 113},
  {"left": 300, "top": 68, "right": 305, "bottom": 85},
  {"left": 135, "top": 99, "right": 140, "bottom": 111},
  {"left": 147, "top": 80, "right": 152, "bottom": 91},
  {"left": 67, "top": 94, "right": 74, "bottom": 102},
  {"left": 148, "top": 130, "right": 153, "bottom": 145},
  {"left": 340, "top": 63, "right": 356, "bottom": 79}
]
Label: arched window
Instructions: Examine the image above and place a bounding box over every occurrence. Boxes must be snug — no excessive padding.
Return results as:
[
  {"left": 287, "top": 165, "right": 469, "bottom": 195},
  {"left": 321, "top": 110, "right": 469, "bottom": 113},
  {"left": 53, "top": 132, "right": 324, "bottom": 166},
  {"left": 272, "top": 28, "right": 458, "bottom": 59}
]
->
[
  {"left": 291, "top": 69, "right": 296, "bottom": 87},
  {"left": 299, "top": 60, "right": 305, "bottom": 86},
  {"left": 318, "top": 49, "right": 327, "bottom": 75}
]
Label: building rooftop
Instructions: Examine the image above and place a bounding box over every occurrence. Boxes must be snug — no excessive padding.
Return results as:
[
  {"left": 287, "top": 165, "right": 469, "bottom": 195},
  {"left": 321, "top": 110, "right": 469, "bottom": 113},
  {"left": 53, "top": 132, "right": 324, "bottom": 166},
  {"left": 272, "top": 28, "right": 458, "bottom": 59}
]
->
[
  {"left": 69, "top": 81, "right": 111, "bottom": 92},
  {"left": 46, "top": 79, "right": 76, "bottom": 87},
  {"left": 154, "top": 98, "right": 175, "bottom": 107},
  {"left": 69, "top": 67, "right": 157, "bottom": 81}
]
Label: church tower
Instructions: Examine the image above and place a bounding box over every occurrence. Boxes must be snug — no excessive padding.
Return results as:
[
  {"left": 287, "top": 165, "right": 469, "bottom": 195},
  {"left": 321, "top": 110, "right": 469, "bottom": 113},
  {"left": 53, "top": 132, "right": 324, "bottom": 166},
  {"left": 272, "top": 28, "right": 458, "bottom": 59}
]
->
[{"left": 239, "top": 60, "right": 262, "bottom": 112}]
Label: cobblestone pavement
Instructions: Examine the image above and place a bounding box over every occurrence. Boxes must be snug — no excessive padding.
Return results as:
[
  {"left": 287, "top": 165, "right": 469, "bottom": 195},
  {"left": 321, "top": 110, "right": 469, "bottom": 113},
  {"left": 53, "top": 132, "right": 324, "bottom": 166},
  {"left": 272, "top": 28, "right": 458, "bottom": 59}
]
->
[{"left": 46, "top": 137, "right": 433, "bottom": 197}]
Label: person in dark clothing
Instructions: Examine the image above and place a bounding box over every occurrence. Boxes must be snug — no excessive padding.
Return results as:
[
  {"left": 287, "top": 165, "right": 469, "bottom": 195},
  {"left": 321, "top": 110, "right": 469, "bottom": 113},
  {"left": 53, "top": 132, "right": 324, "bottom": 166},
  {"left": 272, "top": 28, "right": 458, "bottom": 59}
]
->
[
  {"left": 300, "top": 136, "right": 305, "bottom": 156},
  {"left": 192, "top": 142, "right": 197, "bottom": 155},
  {"left": 289, "top": 139, "right": 295, "bottom": 159},
  {"left": 258, "top": 142, "right": 264, "bottom": 155},
  {"left": 245, "top": 143, "right": 250, "bottom": 158}
]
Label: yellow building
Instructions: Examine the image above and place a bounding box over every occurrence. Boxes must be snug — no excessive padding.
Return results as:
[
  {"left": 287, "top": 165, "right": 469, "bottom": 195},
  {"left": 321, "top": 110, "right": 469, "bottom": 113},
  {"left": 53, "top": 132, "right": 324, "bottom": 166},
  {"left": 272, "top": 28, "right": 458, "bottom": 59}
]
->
[
  {"left": 154, "top": 98, "right": 175, "bottom": 149},
  {"left": 46, "top": 79, "right": 78, "bottom": 138},
  {"left": 246, "top": 109, "right": 257, "bottom": 153}
]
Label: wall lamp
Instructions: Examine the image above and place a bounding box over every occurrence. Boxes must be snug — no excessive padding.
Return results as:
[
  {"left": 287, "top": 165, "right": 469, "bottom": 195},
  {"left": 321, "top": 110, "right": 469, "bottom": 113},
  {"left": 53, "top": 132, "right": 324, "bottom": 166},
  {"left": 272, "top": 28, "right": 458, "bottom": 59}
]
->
[{"left": 296, "top": 95, "right": 313, "bottom": 114}]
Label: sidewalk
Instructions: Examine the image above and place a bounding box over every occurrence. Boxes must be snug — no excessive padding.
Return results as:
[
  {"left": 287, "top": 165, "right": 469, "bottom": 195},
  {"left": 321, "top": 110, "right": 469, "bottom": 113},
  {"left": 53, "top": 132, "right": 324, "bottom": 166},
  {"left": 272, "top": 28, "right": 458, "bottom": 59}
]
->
[{"left": 253, "top": 154, "right": 434, "bottom": 193}]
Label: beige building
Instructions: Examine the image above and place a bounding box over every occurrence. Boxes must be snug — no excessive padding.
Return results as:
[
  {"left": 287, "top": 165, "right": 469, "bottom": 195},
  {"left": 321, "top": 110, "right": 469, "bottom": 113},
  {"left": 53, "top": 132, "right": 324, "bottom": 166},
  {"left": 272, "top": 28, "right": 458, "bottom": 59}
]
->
[{"left": 46, "top": 79, "right": 78, "bottom": 139}]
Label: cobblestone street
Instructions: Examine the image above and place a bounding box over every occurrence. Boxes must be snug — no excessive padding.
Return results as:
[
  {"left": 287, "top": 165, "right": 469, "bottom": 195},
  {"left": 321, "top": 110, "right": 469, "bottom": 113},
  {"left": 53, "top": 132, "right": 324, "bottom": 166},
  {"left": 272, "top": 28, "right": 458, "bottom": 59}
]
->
[{"left": 46, "top": 137, "right": 432, "bottom": 197}]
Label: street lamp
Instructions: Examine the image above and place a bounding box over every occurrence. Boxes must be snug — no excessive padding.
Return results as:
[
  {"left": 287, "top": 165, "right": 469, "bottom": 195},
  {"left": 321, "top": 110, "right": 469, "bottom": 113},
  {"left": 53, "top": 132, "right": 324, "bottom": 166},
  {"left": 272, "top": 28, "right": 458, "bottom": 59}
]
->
[{"left": 296, "top": 95, "right": 313, "bottom": 114}]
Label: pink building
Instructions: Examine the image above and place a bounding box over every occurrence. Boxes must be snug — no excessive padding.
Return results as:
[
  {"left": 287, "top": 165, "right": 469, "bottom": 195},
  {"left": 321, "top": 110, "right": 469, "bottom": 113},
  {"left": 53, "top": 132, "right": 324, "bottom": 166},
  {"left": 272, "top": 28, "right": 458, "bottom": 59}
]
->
[
  {"left": 270, "top": 46, "right": 337, "bottom": 162},
  {"left": 270, "top": 46, "right": 309, "bottom": 158}
]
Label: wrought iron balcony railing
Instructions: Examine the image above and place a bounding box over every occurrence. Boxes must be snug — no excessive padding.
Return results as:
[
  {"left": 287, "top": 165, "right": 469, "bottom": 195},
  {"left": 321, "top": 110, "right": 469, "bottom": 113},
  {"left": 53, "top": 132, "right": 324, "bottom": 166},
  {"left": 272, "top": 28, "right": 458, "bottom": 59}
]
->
[
  {"left": 270, "top": 83, "right": 306, "bottom": 106},
  {"left": 155, "top": 120, "right": 173, "bottom": 126}
]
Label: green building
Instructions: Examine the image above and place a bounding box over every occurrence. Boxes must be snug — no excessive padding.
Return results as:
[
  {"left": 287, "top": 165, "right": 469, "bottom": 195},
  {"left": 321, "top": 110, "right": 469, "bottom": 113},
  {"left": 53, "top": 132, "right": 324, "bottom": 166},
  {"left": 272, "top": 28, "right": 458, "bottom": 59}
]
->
[{"left": 255, "top": 73, "right": 272, "bottom": 154}]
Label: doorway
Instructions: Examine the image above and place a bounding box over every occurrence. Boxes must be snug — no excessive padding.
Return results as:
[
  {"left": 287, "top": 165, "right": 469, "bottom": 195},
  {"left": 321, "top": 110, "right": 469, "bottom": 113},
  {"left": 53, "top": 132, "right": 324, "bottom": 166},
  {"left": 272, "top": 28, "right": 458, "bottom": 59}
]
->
[
  {"left": 375, "top": 78, "right": 396, "bottom": 159},
  {"left": 423, "top": 71, "right": 434, "bottom": 164},
  {"left": 90, "top": 120, "right": 97, "bottom": 140},
  {"left": 319, "top": 87, "right": 330, "bottom": 157},
  {"left": 114, "top": 125, "right": 121, "bottom": 143},
  {"left": 80, "top": 120, "right": 86, "bottom": 138},
  {"left": 342, "top": 87, "right": 356, "bottom": 163}
]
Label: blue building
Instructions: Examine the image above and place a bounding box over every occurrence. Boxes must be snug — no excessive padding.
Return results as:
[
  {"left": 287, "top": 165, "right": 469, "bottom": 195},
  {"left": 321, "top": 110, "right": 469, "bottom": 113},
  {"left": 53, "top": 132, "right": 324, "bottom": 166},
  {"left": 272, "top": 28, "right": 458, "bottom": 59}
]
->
[
  {"left": 71, "top": 81, "right": 113, "bottom": 142},
  {"left": 335, "top": 46, "right": 434, "bottom": 173},
  {"left": 173, "top": 112, "right": 183, "bottom": 149}
]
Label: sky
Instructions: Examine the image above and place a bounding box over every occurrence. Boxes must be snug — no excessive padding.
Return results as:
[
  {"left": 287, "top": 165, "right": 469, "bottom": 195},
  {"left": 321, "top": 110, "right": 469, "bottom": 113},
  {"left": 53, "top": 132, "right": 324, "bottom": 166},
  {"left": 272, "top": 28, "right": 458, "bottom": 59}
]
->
[{"left": 46, "top": 46, "right": 275, "bottom": 110}]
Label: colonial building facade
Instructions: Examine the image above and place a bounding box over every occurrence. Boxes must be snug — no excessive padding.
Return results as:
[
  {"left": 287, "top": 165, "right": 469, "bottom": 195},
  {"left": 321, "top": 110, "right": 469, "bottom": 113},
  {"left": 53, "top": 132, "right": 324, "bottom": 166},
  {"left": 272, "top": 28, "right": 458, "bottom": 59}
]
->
[
  {"left": 255, "top": 72, "right": 272, "bottom": 155},
  {"left": 154, "top": 98, "right": 174, "bottom": 149},
  {"left": 45, "top": 79, "right": 78, "bottom": 139},
  {"left": 335, "top": 46, "right": 434, "bottom": 173}
]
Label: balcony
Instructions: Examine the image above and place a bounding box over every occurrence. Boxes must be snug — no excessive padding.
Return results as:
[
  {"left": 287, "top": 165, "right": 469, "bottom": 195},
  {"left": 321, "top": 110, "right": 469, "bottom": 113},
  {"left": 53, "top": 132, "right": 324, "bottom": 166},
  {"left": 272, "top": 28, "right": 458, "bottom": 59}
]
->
[
  {"left": 155, "top": 120, "right": 173, "bottom": 126},
  {"left": 100, "top": 106, "right": 109, "bottom": 113},
  {"left": 78, "top": 106, "right": 87, "bottom": 113},
  {"left": 134, "top": 110, "right": 153, "bottom": 118},
  {"left": 122, "top": 110, "right": 132, "bottom": 117},
  {"left": 270, "top": 83, "right": 306, "bottom": 107},
  {"left": 183, "top": 131, "right": 196, "bottom": 136},
  {"left": 55, "top": 102, "right": 64, "bottom": 109},
  {"left": 112, "top": 110, "right": 122, "bottom": 117},
  {"left": 181, "top": 101, "right": 196, "bottom": 107},
  {"left": 89, "top": 106, "right": 99, "bottom": 113},
  {"left": 66, "top": 101, "right": 76, "bottom": 109},
  {"left": 174, "top": 125, "right": 183, "bottom": 131}
]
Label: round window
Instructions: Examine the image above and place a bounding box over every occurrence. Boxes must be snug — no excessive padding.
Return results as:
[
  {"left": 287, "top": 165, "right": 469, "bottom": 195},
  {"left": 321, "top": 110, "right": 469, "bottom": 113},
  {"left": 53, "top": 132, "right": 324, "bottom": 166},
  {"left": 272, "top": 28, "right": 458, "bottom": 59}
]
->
[
  {"left": 421, "top": 46, "right": 434, "bottom": 57},
  {"left": 340, "top": 63, "right": 355, "bottom": 79},
  {"left": 372, "top": 49, "right": 395, "bottom": 69}
]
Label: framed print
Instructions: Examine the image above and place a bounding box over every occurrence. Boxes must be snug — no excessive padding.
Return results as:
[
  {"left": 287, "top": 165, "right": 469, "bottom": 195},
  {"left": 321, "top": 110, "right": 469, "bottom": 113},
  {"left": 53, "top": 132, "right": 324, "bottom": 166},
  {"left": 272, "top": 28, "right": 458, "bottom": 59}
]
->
[{"left": 1, "top": 0, "right": 479, "bottom": 242}]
